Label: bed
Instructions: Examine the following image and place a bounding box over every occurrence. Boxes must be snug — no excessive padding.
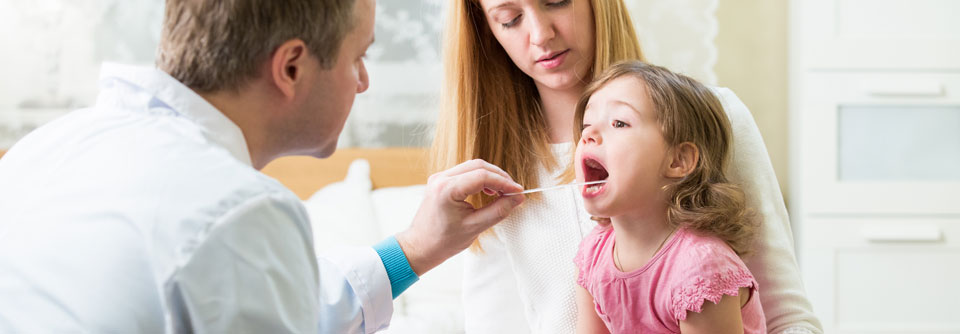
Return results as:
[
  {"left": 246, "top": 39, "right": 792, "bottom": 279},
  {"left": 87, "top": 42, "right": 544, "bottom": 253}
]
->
[{"left": 261, "top": 148, "right": 430, "bottom": 198}]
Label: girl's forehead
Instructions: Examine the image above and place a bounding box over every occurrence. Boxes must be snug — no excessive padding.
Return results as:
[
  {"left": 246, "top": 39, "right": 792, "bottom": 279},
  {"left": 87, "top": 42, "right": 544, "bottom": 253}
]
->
[{"left": 587, "top": 76, "right": 650, "bottom": 112}]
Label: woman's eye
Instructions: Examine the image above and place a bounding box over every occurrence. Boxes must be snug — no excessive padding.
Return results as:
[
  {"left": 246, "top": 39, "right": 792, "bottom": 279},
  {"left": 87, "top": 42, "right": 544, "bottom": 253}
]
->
[
  {"left": 501, "top": 15, "right": 521, "bottom": 28},
  {"left": 581, "top": 124, "right": 591, "bottom": 131},
  {"left": 613, "top": 120, "right": 628, "bottom": 128},
  {"left": 547, "top": 0, "right": 571, "bottom": 8}
]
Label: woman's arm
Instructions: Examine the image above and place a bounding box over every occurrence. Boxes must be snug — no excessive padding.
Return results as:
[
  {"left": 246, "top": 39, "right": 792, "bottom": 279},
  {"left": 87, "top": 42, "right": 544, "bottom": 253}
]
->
[
  {"left": 575, "top": 285, "right": 609, "bottom": 334},
  {"left": 713, "top": 87, "right": 823, "bottom": 334},
  {"left": 678, "top": 290, "right": 746, "bottom": 334}
]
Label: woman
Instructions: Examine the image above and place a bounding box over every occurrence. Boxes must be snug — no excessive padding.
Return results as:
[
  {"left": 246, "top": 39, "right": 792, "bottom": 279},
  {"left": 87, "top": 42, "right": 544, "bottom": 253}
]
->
[{"left": 431, "top": 0, "right": 823, "bottom": 333}]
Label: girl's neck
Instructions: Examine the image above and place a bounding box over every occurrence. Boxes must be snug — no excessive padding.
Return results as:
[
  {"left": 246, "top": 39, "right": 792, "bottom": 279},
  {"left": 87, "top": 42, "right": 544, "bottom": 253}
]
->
[
  {"left": 536, "top": 82, "right": 585, "bottom": 144},
  {"left": 610, "top": 206, "right": 675, "bottom": 272}
]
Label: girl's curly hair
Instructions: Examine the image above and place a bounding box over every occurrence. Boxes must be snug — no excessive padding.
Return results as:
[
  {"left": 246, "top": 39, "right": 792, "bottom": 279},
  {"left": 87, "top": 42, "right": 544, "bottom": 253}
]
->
[{"left": 566, "top": 60, "right": 758, "bottom": 255}]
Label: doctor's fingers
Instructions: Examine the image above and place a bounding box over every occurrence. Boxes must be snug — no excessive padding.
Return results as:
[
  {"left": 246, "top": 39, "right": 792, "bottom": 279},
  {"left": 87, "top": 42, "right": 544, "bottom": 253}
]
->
[
  {"left": 462, "top": 195, "right": 523, "bottom": 233},
  {"left": 444, "top": 169, "right": 523, "bottom": 203},
  {"left": 430, "top": 159, "right": 514, "bottom": 184}
]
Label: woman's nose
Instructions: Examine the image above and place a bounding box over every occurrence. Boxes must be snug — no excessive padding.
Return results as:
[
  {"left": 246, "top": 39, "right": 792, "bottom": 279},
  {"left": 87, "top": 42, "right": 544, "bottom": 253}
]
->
[{"left": 528, "top": 10, "right": 555, "bottom": 47}]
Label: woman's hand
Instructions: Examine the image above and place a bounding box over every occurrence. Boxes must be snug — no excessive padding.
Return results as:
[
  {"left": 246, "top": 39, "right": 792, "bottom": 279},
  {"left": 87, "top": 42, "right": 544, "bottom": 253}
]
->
[{"left": 396, "top": 159, "right": 525, "bottom": 276}]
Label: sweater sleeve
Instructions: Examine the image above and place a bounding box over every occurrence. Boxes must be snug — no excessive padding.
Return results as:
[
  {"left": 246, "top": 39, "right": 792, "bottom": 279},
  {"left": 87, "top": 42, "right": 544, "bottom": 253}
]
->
[
  {"left": 713, "top": 87, "right": 823, "bottom": 334},
  {"left": 461, "top": 234, "right": 531, "bottom": 333}
]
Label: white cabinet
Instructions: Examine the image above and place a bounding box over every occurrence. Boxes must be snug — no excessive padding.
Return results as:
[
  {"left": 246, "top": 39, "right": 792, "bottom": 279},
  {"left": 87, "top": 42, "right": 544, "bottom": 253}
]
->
[
  {"left": 790, "top": 0, "right": 960, "bottom": 333},
  {"left": 798, "top": 72, "right": 960, "bottom": 215},
  {"left": 799, "top": 0, "right": 960, "bottom": 70},
  {"left": 803, "top": 218, "right": 960, "bottom": 333}
]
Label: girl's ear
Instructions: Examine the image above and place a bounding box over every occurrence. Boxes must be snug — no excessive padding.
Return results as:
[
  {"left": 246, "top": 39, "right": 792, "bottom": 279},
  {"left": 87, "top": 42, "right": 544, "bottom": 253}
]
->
[{"left": 665, "top": 142, "right": 699, "bottom": 179}]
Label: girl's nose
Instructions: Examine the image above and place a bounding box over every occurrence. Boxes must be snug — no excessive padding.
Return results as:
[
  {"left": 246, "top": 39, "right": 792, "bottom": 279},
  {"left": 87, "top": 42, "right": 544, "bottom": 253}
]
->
[{"left": 581, "top": 127, "right": 602, "bottom": 145}]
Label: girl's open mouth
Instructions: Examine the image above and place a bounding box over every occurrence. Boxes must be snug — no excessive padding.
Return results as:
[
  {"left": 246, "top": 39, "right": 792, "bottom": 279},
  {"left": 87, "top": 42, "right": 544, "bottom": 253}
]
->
[{"left": 581, "top": 157, "right": 609, "bottom": 198}]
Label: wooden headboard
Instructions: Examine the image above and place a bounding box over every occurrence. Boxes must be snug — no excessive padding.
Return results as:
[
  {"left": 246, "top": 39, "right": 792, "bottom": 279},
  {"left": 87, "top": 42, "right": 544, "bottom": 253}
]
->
[
  {"left": 262, "top": 148, "right": 429, "bottom": 199},
  {"left": 0, "top": 148, "right": 429, "bottom": 200}
]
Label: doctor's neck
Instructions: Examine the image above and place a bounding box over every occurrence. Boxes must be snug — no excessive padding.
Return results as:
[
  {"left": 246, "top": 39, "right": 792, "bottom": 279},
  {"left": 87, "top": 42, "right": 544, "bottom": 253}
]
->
[{"left": 198, "top": 82, "right": 288, "bottom": 170}]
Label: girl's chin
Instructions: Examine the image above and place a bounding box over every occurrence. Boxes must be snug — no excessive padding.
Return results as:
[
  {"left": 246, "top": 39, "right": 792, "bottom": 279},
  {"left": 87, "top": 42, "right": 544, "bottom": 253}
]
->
[{"left": 583, "top": 203, "right": 614, "bottom": 219}]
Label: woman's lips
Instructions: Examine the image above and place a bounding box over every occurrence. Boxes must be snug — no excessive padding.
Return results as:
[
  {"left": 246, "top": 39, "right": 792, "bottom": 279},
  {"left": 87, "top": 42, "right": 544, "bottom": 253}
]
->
[{"left": 537, "top": 49, "right": 570, "bottom": 70}]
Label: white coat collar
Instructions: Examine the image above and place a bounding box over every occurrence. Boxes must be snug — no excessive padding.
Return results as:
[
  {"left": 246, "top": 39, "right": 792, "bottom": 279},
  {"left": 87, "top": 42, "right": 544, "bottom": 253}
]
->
[{"left": 97, "top": 62, "right": 253, "bottom": 166}]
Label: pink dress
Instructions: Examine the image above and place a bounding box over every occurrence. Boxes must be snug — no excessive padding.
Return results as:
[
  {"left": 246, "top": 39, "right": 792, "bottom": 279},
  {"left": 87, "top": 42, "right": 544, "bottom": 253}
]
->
[{"left": 574, "top": 225, "right": 766, "bottom": 333}]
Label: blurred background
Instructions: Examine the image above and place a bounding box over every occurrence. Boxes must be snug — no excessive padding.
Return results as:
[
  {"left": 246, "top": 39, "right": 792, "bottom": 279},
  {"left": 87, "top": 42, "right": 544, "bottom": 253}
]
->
[
  {"left": 0, "top": 0, "right": 780, "bottom": 185},
  {"left": 1, "top": 0, "right": 958, "bottom": 333}
]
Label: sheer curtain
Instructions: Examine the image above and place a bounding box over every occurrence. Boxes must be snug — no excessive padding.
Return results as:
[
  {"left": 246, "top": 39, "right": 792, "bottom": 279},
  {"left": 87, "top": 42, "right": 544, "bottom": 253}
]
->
[
  {"left": 0, "top": 0, "right": 717, "bottom": 149},
  {"left": 0, "top": 0, "right": 163, "bottom": 149}
]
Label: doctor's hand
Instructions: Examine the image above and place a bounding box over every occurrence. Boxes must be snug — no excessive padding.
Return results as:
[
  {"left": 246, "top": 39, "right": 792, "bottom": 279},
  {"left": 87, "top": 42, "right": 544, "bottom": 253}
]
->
[{"left": 396, "top": 159, "right": 525, "bottom": 276}]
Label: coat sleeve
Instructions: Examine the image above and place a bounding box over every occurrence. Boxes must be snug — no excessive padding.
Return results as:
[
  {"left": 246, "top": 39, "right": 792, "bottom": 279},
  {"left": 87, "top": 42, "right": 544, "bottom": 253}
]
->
[{"left": 165, "top": 192, "right": 395, "bottom": 334}]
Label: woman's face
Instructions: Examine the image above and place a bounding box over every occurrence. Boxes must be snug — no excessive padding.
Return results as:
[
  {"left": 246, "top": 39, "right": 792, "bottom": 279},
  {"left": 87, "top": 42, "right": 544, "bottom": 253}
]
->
[{"left": 478, "top": 0, "right": 596, "bottom": 92}]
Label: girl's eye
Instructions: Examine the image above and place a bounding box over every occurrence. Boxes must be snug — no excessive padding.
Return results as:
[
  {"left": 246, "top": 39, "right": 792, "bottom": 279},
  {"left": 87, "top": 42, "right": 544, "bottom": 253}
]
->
[
  {"left": 501, "top": 15, "right": 521, "bottom": 28},
  {"left": 581, "top": 123, "right": 591, "bottom": 131},
  {"left": 547, "top": 0, "right": 571, "bottom": 8},
  {"left": 613, "top": 120, "right": 629, "bottom": 128}
]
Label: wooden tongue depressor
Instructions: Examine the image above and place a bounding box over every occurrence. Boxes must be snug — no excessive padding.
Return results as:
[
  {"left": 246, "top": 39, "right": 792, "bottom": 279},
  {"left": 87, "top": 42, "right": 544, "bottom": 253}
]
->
[{"left": 503, "top": 180, "right": 607, "bottom": 196}]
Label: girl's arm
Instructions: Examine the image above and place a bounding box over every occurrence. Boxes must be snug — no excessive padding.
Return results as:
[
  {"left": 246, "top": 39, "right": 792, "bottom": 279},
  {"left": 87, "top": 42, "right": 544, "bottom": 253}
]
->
[
  {"left": 575, "top": 285, "right": 609, "bottom": 334},
  {"left": 678, "top": 287, "right": 748, "bottom": 334}
]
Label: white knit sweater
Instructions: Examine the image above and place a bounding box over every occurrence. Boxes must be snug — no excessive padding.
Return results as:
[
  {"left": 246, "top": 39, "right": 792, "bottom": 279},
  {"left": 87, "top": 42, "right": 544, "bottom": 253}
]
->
[{"left": 461, "top": 88, "right": 824, "bottom": 334}]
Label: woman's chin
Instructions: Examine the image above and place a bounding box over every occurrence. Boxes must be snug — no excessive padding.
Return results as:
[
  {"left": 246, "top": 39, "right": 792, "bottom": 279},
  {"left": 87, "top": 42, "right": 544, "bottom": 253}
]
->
[{"left": 533, "top": 72, "right": 585, "bottom": 91}]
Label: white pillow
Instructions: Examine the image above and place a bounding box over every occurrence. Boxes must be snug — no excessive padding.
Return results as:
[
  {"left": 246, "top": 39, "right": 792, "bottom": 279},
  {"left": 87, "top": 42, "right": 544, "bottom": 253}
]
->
[
  {"left": 371, "top": 185, "right": 466, "bottom": 334},
  {"left": 303, "top": 159, "right": 381, "bottom": 254}
]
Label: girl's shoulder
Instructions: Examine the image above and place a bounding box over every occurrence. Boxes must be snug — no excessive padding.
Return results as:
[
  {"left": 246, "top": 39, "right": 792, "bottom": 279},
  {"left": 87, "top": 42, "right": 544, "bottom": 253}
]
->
[
  {"left": 574, "top": 224, "right": 614, "bottom": 263},
  {"left": 662, "top": 228, "right": 758, "bottom": 321},
  {"left": 573, "top": 224, "right": 614, "bottom": 286},
  {"left": 669, "top": 228, "right": 742, "bottom": 265}
]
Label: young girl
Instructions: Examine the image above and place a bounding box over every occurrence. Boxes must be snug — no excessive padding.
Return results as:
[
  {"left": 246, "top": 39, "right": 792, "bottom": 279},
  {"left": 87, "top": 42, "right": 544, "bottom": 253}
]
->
[{"left": 571, "top": 61, "right": 764, "bottom": 333}]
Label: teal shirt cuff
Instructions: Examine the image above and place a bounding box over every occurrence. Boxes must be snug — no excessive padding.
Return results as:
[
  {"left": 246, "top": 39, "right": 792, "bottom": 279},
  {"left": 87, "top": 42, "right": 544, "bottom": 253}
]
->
[{"left": 373, "top": 236, "right": 419, "bottom": 299}]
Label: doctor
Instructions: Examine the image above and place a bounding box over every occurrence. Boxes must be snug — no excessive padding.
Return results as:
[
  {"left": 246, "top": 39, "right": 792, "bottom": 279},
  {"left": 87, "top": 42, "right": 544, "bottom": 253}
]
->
[{"left": 0, "top": 0, "right": 524, "bottom": 332}]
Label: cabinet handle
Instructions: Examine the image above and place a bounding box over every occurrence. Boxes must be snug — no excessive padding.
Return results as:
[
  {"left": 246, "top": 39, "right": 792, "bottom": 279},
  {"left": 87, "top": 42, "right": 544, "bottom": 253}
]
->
[
  {"left": 863, "top": 82, "right": 944, "bottom": 97},
  {"left": 861, "top": 225, "right": 942, "bottom": 243}
]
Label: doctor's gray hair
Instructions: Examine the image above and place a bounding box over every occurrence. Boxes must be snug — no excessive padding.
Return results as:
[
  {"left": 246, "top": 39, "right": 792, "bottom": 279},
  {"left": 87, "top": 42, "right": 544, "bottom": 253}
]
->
[{"left": 157, "top": 0, "right": 357, "bottom": 93}]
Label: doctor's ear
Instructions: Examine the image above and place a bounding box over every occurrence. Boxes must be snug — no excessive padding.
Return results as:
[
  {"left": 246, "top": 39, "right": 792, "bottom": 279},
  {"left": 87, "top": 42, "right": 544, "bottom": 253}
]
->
[
  {"left": 665, "top": 142, "right": 699, "bottom": 179},
  {"left": 270, "top": 39, "right": 309, "bottom": 99}
]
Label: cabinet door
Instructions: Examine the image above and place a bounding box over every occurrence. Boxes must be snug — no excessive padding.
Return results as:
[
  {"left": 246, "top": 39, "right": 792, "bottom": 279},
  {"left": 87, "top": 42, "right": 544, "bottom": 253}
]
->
[
  {"left": 798, "top": 0, "right": 960, "bottom": 70},
  {"left": 798, "top": 72, "right": 960, "bottom": 215},
  {"left": 802, "top": 217, "right": 960, "bottom": 333}
]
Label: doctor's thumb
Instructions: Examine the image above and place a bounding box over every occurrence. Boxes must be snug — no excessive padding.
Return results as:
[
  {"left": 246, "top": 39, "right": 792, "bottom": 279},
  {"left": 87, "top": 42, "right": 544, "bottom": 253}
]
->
[{"left": 466, "top": 194, "right": 524, "bottom": 231}]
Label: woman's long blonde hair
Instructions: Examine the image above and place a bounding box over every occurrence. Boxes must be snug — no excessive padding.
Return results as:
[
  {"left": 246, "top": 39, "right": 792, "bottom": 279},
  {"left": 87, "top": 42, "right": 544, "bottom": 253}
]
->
[{"left": 431, "top": 0, "right": 644, "bottom": 249}]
